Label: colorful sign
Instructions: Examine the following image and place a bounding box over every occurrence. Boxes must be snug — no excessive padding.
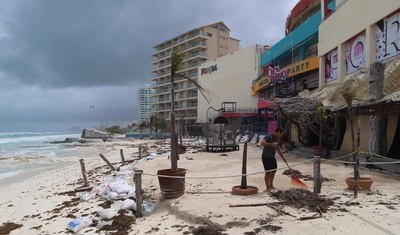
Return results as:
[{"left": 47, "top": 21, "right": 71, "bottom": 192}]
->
[
  {"left": 376, "top": 9, "right": 400, "bottom": 62},
  {"left": 325, "top": 47, "right": 338, "bottom": 83},
  {"left": 251, "top": 56, "right": 319, "bottom": 94},
  {"left": 345, "top": 31, "right": 366, "bottom": 74}
]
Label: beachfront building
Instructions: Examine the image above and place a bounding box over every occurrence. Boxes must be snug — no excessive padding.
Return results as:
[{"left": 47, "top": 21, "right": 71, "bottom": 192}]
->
[
  {"left": 150, "top": 22, "right": 240, "bottom": 126},
  {"left": 136, "top": 84, "right": 154, "bottom": 124},
  {"left": 252, "top": 0, "right": 324, "bottom": 134},
  {"left": 318, "top": 0, "right": 400, "bottom": 160},
  {"left": 197, "top": 45, "right": 265, "bottom": 133}
]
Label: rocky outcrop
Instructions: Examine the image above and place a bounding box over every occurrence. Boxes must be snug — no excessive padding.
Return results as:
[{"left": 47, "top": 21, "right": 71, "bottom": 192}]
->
[{"left": 81, "top": 128, "right": 113, "bottom": 141}]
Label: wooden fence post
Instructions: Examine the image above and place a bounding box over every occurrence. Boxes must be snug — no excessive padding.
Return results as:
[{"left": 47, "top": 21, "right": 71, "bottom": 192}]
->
[
  {"left": 99, "top": 153, "right": 116, "bottom": 171},
  {"left": 79, "top": 159, "right": 89, "bottom": 186},
  {"left": 313, "top": 156, "right": 321, "bottom": 194},
  {"left": 120, "top": 149, "right": 125, "bottom": 165},
  {"left": 134, "top": 170, "right": 143, "bottom": 218}
]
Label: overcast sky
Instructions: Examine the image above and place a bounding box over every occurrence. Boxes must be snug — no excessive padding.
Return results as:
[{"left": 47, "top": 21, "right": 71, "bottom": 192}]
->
[{"left": 0, "top": 0, "right": 298, "bottom": 131}]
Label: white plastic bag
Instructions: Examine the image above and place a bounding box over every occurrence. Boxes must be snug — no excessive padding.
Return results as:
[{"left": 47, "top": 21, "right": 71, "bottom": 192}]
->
[
  {"left": 66, "top": 217, "right": 92, "bottom": 233},
  {"left": 80, "top": 192, "right": 94, "bottom": 201},
  {"left": 141, "top": 201, "right": 156, "bottom": 216}
]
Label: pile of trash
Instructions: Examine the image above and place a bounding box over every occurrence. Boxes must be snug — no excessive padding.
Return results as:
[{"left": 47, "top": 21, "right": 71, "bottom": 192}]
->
[{"left": 66, "top": 164, "right": 156, "bottom": 233}]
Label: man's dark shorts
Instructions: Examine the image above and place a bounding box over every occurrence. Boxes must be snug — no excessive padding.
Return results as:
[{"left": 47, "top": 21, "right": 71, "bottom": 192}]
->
[{"left": 262, "top": 156, "right": 277, "bottom": 172}]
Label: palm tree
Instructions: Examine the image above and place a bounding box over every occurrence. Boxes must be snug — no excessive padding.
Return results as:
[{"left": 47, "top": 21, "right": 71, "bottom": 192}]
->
[
  {"left": 139, "top": 121, "right": 147, "bottom": 139},
  {"left": 169, "top": 47, "right": 210, "bottom": 170}
]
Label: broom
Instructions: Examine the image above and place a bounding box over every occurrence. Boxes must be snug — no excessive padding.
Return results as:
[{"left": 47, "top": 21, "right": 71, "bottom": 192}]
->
[{"left": 276, "top": 147, "right": 308, "bottom": 189}]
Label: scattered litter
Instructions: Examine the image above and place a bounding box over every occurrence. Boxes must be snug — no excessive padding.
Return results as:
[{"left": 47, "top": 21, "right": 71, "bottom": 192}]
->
[
  {"left": 66, "top": 217, "right": 92, "bottom": 233},
  {"left": 141, "top": 201, "right": 156, "bottom": 216}
]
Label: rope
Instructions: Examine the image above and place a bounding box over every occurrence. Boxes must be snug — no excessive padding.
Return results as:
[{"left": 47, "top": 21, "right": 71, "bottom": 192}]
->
[
  {"left": 142, "top": 158, "right": 314, "bottom": 179},
  {"left": 322, "top": 159, "right": 400, "bottom": 165}
]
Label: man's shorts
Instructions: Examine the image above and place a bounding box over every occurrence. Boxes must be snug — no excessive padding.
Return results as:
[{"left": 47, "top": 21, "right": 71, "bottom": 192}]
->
[{"left": 262, "top": 156, "right": 277, "bottom": 172}]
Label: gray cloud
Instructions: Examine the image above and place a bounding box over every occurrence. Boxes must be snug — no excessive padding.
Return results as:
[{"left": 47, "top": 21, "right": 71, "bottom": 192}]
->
[{"left": 0, "top": 0, "right": 298, "bottom": 131}]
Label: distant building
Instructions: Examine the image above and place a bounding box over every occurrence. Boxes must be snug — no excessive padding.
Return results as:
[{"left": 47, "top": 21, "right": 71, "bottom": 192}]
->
[
  {"left": 137, "top": 84, "right": 154, "bottom": 124},
  {"left": 151, "top": 21, "right": 240, "bottom": 125}
]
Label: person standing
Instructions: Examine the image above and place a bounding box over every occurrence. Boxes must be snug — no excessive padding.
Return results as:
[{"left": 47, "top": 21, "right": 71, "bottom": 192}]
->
[{"left": 261, "top": 127, "right": 285, "bottom": 192}]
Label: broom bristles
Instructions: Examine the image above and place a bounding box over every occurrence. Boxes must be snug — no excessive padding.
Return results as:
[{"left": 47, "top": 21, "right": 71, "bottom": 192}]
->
[{"left": 291, "top": 176, "right": 308, "bottom": 189}]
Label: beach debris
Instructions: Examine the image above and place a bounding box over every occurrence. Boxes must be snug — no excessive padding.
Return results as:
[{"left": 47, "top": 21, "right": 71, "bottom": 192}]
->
[
  {"left": 270, "top": 189, "right": 334, "bottom": 213},
  {"left": 186, "top": 157, "right": 194, "bottom": 160},
  {"left": 0, "top": 222, "right": 23, "bottom": 234},
  {"left": 66, "top": 217, "right": 93, "bottom": 233},
  {"left": 191, "top": 225, "right": 225, "bottom": 235},
  {"left": 96, "top": 210, "right": 136, "bottom": 234}
]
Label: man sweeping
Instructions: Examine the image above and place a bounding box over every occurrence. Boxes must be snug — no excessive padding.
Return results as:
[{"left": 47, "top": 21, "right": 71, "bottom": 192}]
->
[{"left": 261, "top": 127, "right": 285, "bottom": 192}]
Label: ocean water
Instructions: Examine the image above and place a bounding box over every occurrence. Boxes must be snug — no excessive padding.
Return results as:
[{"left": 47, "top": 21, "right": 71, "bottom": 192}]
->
[{"left": 0, "top": 130, "right": 90, "bottom": 180}]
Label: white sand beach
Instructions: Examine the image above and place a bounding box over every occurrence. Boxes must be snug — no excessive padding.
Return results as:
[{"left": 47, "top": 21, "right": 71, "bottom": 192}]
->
[{"left": 1, "top": 137, "right": 399, "bottom": 235}]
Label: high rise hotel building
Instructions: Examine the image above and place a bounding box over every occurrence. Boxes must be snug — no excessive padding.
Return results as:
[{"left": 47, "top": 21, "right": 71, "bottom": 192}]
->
[
  {"left": 136, "top": 84, "right": 154, "bottom": 124},
  {"left": 151, "top": 22, "right": 240, "bottom": 124}
]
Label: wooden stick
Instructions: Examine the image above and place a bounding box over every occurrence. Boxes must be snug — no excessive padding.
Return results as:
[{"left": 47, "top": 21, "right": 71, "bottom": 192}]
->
[
  {"left": 299, "top": 213, "right": 322, "bottom": 221},
  {"left": 229, "top": 203, "right": 296, "bottom": 218},
  {"left": 120, "top": 149, "right": 125, "bottom": 165},
  {"left": 79, "top": 159, "right": 89, "bottom": 186},
  {"left": 99, "top": 153, "right": 116, "bottom": 171},
  {"left": 229, "top": 203, "right": 271, "bottom": 207}
]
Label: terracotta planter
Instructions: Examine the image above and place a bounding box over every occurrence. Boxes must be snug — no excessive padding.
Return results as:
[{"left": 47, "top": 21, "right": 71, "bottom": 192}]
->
[
  {"left": 345, "top": 177, "right": 373, "bottom": 190},
  {"left": 231, "top": 186, "right": 258, "bottom": 195},
  {"left": 313, "top": 146, "right": 327, "bottom": 158},
  {"left": 157, "top": 168, "right": 186, "bottom": 199}
]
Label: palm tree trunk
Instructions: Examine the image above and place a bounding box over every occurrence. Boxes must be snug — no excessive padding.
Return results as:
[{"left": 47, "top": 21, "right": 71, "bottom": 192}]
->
[{"left": 170, "top": 80, "right": 178, "bottom": 171}]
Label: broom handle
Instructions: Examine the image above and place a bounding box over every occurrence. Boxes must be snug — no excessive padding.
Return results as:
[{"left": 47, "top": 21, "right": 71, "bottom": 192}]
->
[{"left": 277, "top": 147, "right": 295, "bottom": 175}]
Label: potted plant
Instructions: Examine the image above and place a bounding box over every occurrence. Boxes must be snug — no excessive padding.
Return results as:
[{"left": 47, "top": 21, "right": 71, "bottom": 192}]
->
[
  {"left": 157, "top": 48, "right": 208, "bottom": 199},
  {"left": 312, "top": 103, "right": 328, "bottom": 158},
  {"left": 330, "top": 76, "right": 373, "bottom": 196}
]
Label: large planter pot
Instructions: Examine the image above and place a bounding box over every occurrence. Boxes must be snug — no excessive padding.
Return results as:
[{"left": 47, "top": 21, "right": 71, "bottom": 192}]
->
[
  {"left": 157, "top": 168, "right": 186, "bottom": 199},
  {"left": 345, "top": 177, "right": 373, "bottom": 190},
  {"left": 313, "top": 146, "right": 328, "bottom": 158}
]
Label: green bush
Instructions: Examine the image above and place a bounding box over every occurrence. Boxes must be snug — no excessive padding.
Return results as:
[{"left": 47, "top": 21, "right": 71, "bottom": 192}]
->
[{"left": 105, "top": 125, "right": 126, "bottom": 134}]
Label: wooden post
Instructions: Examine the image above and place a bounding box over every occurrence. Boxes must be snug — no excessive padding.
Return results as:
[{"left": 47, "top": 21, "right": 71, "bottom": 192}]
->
[
  {"left": 139, "top": 145, "right": 142, "bottom": 158},
  {"left": 313, "top": 156, "right": 321, "bottom": 194},
  {"left": 99, "top": 153, "right": 116, "bottom": 171},
  {"left": 79, "top": 159, "right": 89, "bottom": 186},
  {"left": 120, "top": 149, "right": 125, "bottom": 165},
  {"left": 240, "top": 141, "right": 248, "bottom": 189},
  {"left": 134, "top": 170, "right": 143, "bottom": 218}
]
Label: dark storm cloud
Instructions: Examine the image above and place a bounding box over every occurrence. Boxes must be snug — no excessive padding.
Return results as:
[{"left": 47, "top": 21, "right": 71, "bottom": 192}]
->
[{"left": 0, "top": 0, "right": 298, "bottom": 131}]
